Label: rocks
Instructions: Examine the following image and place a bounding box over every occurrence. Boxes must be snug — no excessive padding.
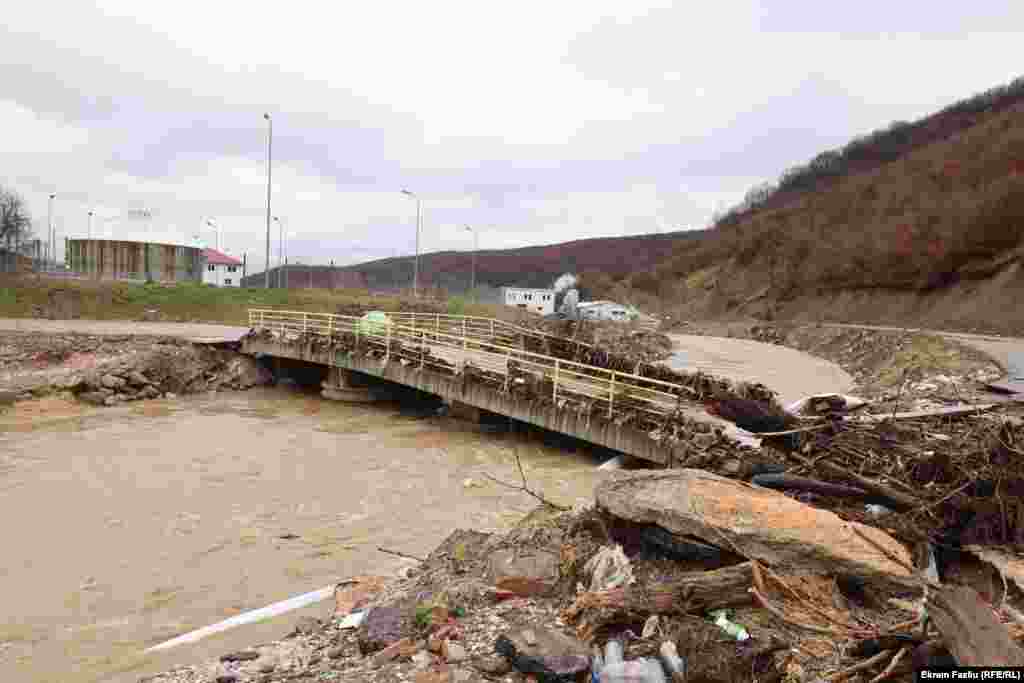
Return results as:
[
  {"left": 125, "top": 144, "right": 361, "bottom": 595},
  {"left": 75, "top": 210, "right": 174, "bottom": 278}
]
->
[
  {"left": 78, "top": 391, "right": 108, "bottom": 406},
  {"left": 471, "top": 655, "right": 511, "bottom": 675},
  {"left": 0, "top": 390, "right": 20, "bottom": 406},
  {"left": 494, "top": 627, "right": 590, "bottom": 680},
  {"left": 292, "top": 616, "right": 321, "bottom": 636},
  {"left": 127, "top": 370, "right": 151, "bottom": 387},
  {"left": 488, "top": 548, "right": 560, "bottom": 598},
  {"left": 219, "top": 651, "right": 260, "bottom": 662},
  {"left": 138, "top": 385, "right": 161, "bottom": 399},
  {"left": 370, "top": 637, "right": 416, "bottom": 667},
  {"left": 327, "top": 646, "right": 345, "bottom": 659},
  {"left": 100, "top": 373, "right": 127, "bottom": 390},
  {"left": 595, "top": 469, "right": 915, "bottom": 589},
  {"left": 358, "top": 607, "right": 410, "bottom": 654},
  {"left": 442, "top": 640, "right": 467, "bottom": 663}
]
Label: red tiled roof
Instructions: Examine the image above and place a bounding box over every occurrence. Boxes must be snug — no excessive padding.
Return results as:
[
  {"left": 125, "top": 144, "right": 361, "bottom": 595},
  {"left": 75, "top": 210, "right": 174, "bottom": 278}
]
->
[{"left": 203, "top": 248, "right": 242, "bottom": 266}]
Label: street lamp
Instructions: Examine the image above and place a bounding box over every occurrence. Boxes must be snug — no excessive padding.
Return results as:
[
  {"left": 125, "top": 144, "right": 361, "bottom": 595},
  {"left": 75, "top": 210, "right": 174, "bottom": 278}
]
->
[
  {"left": 463, "top": 225, "right": 477, "bottom": 301},
  {"left": 263, "top": 112, "right": 273, "bottom": 288},
  {"left": 47, "top": 193, "right": 56, "bottom": 268},
  {"left": 273, "top": 215, "right": 283, "bottom": 288},
  {"left": 401, "top": 189, "right": 421, "bottom": 297}
]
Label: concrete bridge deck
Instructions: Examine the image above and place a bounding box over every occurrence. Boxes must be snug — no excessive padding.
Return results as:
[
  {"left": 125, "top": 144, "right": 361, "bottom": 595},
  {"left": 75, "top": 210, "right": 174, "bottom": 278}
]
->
[{"left": 243, "top": 309, "right": 748, "bottom": 465}]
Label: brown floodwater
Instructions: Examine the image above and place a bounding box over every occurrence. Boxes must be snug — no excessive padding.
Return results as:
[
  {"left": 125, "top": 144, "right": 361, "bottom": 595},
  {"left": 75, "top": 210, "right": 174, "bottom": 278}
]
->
[{"left": 0, "top": 386, "right": 610, "bottom": 683}]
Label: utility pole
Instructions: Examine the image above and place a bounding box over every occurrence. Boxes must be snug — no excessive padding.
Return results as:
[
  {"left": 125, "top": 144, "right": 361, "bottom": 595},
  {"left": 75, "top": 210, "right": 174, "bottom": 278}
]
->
[
  {"left": 463, "top": 225, "right": 477, "bottom": 301},
  {"left": 263, "top": 112, "right": 273, "bottom": 288},
  {"left": 401, "top": 189, "right": 421, "bottom": 297}
]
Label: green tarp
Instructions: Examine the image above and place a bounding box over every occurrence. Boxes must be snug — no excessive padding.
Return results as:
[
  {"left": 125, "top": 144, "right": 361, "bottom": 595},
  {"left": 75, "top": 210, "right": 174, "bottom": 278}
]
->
[{"left": 356, "top": 311, "right": 392, "bottom": 336}]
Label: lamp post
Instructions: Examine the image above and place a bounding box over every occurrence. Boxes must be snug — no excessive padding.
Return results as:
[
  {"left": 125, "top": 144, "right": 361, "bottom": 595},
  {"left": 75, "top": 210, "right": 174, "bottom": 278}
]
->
[
  {"left": 401, "top": 189, "right": 421, "bottom": 297},
  {"left": 273, "top": 215, "right": 283, "bottom": 288},
  {"left": 46, "top": 193, "right": 56, "bottom": 268},
  {"left": 263, "top": 112, "right": 273, "bottom": 288},
  {"left": 463, "top": 225, "right": 477, "bottom": 301}
]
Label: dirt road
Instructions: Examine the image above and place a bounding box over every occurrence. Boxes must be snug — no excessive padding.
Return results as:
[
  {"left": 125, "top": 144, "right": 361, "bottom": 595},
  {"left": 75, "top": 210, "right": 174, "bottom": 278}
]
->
[
  {"left": 664, "top": 333, "right": 854, "bottom": 405},
  {"left": 0, "top": 318, "right": 249, "bottom": 343}
]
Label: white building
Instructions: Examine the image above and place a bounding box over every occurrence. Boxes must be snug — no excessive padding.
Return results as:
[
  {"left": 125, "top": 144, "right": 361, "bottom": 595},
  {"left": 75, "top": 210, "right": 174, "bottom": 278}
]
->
[
  {"left": 501, "top": 287, "right": 555, "bottom": 315},
  {"left": 576, "top": 300, "right": 636, "bottom": 321},
  {"left": 202, "top": 248, "right": 243, "bottom": 287}
]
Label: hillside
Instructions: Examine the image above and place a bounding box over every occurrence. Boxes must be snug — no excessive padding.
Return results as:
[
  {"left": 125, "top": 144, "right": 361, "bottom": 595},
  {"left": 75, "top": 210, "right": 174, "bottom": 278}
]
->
[
  {"left": 242, "top": 230, "right": 705, "bottom": 296},
  {"left": 631, "top": 76, "right": 1024, "bottom": 335}
]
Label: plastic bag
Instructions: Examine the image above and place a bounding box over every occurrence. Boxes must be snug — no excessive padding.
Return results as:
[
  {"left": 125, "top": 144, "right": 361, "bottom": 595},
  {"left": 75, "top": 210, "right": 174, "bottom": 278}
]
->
[{"left": 584, "top": 545, "right": 635, "bottom": 593}]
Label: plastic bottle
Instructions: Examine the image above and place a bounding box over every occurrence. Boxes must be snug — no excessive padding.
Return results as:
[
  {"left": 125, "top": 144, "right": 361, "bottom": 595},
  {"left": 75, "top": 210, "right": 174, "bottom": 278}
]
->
[
  {"left": 599, "top": 658, "right": 667, "bottom": 683},
  {"left": 658, "top": 641, "right": 686, "bottom": 682},
  {"left": 604, "top": 638, "right": 624, "bottom": 666},
  {"left": 592, "top": 645, "right": 605, "bottom": 683},
  {"left": 711, "top": 609, "right": 750, "bottom": 641}
]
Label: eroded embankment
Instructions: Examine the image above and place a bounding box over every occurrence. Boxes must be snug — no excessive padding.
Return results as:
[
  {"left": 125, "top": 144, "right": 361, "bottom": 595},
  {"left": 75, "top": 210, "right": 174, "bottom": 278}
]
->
[{"left": 0, "top": 331, "right": 273, "bottom": 407}]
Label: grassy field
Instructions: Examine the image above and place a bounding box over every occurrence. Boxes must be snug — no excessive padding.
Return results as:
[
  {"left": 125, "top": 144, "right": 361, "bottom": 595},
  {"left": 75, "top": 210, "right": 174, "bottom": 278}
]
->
[{"left": 0, "top": 276, "right": 515, "bottom": 326}]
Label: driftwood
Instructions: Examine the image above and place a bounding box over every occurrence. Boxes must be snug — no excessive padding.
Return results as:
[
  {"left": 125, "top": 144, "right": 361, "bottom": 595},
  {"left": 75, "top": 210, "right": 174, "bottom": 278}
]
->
[
  {"left": 925, "top": 585, "right": 1024, "bottom": 666},
  {"left": 788, "top": 453, "right": 920, "bottom": 511},
  {"left": 750, "top": 474, "right": 871, "bottom": 501},
  {"left": 859, "top": 404, "right": 998, "bottom": 422},
  {"left": 563, "top": 562, "right": 754, "bottom": 638}
]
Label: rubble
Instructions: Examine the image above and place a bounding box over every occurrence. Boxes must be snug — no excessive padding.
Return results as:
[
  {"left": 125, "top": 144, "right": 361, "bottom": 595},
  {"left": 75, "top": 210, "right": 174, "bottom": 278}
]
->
[{"left": 0, "top": 331, "right": 273, "bottom": 406}]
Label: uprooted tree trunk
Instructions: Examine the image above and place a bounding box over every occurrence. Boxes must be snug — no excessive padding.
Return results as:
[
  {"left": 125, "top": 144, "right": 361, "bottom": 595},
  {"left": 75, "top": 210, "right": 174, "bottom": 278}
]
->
[
  {"left": 562, "top": 562, "right": 754, "bottom": 640},
  {"left": 926, "top": 585, "right": 1024, "bottom": 666}
]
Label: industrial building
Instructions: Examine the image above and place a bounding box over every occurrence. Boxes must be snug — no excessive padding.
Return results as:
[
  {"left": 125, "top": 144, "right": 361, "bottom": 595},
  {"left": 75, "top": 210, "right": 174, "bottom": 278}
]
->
[
  {"left": 501, "top": 287, "right": 555, "bottom": 315},
  {"left": 67, "top": 237, "right": 205, "bottom": 282},
  {"left": 64, "top": 213, "right": 209, "bottom": 282}
]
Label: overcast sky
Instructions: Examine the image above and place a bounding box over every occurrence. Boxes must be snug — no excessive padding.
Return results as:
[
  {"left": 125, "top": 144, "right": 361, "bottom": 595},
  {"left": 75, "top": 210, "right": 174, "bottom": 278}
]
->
[{"left": 2, "top": 1, "right": 1021, "bottom": 271}]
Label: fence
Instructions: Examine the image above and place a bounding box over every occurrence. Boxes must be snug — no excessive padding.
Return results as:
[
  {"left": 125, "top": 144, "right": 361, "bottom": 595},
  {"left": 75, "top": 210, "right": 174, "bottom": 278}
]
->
[{"left": 248, "top": 309, "right": 693, "bottom": 423}]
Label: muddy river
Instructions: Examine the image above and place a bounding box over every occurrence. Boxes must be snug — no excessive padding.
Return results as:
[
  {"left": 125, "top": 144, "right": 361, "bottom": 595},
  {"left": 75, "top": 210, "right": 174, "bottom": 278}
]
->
[{"left": 0, "top": 386, "right": 610, "bottom": 683}]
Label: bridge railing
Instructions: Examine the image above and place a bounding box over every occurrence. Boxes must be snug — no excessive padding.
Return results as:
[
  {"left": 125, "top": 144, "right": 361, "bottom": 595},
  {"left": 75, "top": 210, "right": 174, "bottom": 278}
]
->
[{"left": 247, "top": 309, "right": 692, "bottom": 423}]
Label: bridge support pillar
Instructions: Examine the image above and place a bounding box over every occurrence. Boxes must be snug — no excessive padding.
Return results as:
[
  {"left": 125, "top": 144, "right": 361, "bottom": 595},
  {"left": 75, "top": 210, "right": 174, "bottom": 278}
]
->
[
  {"left": 446, "top": 401, "right": 510, "bottom": 433},
  {"left": 448, "top": 401, "right": 481, "bottom": 422},
  {"left": 321, "top": 367, "right": 384, "bottom": 403}
]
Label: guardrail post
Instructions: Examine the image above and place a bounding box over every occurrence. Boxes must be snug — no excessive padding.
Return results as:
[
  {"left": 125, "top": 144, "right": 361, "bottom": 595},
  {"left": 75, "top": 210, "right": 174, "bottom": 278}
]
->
[
  {"left": 503, "top": 352, "right": 511, "bottom": 393},
  {"left": 608, "top": 371, "right": 615, "bottom": 418},
  {"left": 436, "top": 314, "right": 440, "bottom": 337},
  {"left": 490, "top": 319, "right": 494, "bottom": 338},
  {"left": 462, "top": 318, "right": 468, "bottom": 350},
  {"left": 302, "top": 312, "right": 308, "bottom": 335},
  {"left": 385, "top": 322, "right": 392, "bottom": 362},
  {"left": 328, "top": 314, "right": 333, "bottom": 337},
  {"left": 553, "top": 359, "right": 560, "bottom": 403}
]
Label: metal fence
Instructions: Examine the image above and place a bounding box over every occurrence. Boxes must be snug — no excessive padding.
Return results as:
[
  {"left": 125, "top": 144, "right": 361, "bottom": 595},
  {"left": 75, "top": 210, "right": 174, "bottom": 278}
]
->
[{"left": 248, "top": 309, "right": 693, "bottom": 422}]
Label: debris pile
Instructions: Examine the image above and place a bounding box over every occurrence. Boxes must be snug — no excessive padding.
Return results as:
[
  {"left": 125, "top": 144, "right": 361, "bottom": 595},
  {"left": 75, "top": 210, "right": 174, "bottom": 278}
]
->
[
  {"left": 0, "top": 331, "right": 273, "bottom": 407},
  {"left": 64, "top": 344, "right": 273, "bottom": 406}
]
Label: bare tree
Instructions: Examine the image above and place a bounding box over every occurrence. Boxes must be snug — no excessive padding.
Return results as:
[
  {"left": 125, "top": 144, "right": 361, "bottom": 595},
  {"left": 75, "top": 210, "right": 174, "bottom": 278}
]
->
[{"left": 0, "top": 187, "right": 32, "bottom": 245}]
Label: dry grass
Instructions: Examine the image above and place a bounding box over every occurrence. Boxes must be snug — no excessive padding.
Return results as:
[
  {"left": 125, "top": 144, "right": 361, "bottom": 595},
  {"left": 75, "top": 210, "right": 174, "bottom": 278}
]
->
[
  {"left": 0, "top": 276, "right": 516, "bottom": 325},
  {"left": 656, "top": 100, "right": 1024, "bottom": 301}
]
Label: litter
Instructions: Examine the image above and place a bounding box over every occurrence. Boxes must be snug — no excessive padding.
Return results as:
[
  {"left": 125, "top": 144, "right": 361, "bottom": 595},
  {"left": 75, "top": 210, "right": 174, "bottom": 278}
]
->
[
  {"left": 709, "top": 609, "right": 750, "bottom": 641},
  {"left": 339, "top": 609, "right": 367, "bottom": 629},
  {"left": 584, "top": 545, "right": 636, "bottom": 593}
]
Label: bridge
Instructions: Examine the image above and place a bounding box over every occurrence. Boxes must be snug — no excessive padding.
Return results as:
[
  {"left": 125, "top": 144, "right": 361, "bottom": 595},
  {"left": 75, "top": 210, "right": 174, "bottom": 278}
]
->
[{"left": 241, "top": 309, "right": 752, "bottom": 466}]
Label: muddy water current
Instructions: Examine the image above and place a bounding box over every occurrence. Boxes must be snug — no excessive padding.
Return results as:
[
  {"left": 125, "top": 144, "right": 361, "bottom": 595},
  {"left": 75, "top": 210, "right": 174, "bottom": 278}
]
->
[{"left": 0, "top": 386, "right": 610, "bottom": 683}]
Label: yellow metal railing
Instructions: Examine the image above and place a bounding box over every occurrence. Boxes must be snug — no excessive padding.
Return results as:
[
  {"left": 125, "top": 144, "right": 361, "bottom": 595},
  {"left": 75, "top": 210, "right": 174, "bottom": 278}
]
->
[{"left": 247, "top": 309, "right": 692, "bottom": 422}]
